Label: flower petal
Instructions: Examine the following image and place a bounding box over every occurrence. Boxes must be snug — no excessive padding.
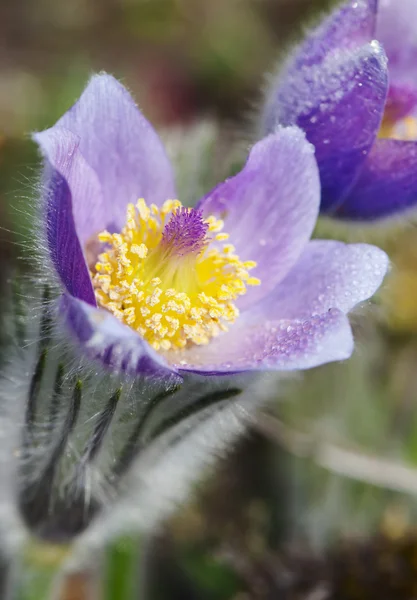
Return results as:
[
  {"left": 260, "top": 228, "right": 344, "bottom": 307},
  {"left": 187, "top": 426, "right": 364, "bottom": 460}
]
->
[
  {"left": 262, "top": 42, "right": 388, "bottom": 212},
  {"left": 61, "top": 294, "right": 181, "bottom": 381},
  {"left": 53, "top": 73, "right": 176, "bottom": 236},
  {"left": 289, "top": 0, "right": 377, "bottom": 69},
  {"left": 376, "top": 0, "right": 417, "bottom": 89},
  {"left": 197, "top": 127, "right": 320, "bottom": 309},
  {"left": 34, "top": 126, "right": 106, "bottom": 247},
  {"left": 42, "top": 162, "right": 96, "bottom": 305},
  {"left": 172, "top": 309, "right": 353, "bottom": 374},
  {"left": 335, "top": 139, "right": 417, "bottom": 220},
  {"left": 246, "top": 240, "right": 388, "bottom": 321},
  {"left": 384, "top": 84, "right": 417, "bottom": 122}
]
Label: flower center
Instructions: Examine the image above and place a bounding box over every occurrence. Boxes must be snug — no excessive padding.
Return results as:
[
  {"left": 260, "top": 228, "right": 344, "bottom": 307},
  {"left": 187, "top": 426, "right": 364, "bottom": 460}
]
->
[{"left": 92, "top": 199, "right": 260, "bottom": 351}]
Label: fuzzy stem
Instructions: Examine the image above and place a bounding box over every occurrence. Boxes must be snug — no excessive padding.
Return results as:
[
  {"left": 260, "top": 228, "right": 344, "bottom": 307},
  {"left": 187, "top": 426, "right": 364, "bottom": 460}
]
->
[{"left": 8, "top": 541, "right": 70, "bottom": 600}]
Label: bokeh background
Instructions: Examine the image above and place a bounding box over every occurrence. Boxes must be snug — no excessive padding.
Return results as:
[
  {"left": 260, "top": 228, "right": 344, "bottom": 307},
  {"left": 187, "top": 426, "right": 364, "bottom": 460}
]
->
[
  {"left": 5, "top": 1, "right": 417, "bottom": 599},
  {"left": 0, "top": 0, "right": 334, "bottom": 268}
]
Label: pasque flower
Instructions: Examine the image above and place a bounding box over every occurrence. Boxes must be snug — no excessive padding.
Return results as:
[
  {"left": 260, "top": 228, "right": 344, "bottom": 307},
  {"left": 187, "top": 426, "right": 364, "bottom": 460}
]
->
[
  {"left": 261, "top": 0, "right": 417, "bottom": 221},
  {"left": 34, "top": 74, "right": 388, "bottom": 378}
]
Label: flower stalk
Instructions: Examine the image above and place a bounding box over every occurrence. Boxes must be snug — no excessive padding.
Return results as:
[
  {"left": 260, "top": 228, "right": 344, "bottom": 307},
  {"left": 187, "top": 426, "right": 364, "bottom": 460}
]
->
[{"left": 4, "top": 280, "right": 266, "bottom": 564}]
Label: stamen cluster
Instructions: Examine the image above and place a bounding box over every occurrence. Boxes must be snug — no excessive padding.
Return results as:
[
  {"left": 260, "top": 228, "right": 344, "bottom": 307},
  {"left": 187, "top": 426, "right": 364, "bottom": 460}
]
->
[{"left": 92, "top": 199, "right": 260, "bottom": 351}]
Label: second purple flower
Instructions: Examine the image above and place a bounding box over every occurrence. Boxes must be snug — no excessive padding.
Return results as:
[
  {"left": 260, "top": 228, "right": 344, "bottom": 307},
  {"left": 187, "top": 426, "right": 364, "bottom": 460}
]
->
[{"left": 261, "top": 0, "right": 417, "bottom": 221}]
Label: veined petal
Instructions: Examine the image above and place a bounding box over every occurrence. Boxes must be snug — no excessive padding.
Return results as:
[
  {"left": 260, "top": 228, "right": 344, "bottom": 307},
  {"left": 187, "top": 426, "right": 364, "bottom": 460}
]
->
[
  {"left": 247, "top": 240, "right": 389, "bottom": 321},
  {"left": 197, "top": 127, "right": 320, "bottom": 309},
  {"left": 335, "top": 139, "right": 417, "bottom": 220},
  {"left": 262, "top": 42, "right": 388, "bottom": 212},
  {"left": 61, "top": 294, "right": 181, "bottom": 381},
  {"left": 290, "top": 0, "right": 377, "bottom": 69},
  {"left": 171, "top": 309, "right": 353, "bottom": 374},
  {"left": 42, "top": 163, "right": 95, "bottom": 305},
  {"left": 53, "top": 73, "right": 176, "bottom": 235},
  {"left": 34, "top": 126, "right": 106, "bottom": 246}
]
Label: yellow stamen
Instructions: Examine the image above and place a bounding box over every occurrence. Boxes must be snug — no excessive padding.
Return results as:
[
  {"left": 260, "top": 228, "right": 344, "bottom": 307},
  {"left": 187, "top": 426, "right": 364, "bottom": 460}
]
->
[
  {"left": 92, "top": 199, "right": 260, "bottom": 352},
  {"left": 379, "top": 114, "right": 417, "bottom": 141}
]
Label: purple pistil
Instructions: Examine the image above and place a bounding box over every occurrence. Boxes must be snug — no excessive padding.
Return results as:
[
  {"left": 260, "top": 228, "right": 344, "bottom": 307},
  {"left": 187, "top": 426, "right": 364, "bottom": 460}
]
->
[{"left": 161, "top": 207, "right": 209, "bottom": 257}]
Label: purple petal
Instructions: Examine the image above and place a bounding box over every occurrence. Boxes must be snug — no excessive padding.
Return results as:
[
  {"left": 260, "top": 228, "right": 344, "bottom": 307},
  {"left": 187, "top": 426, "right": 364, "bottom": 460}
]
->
[
  {"left": 49, "top": 73, "right": 176, "bottom": 238},
  {"left": 262, "top": 42, "right": 388, "bottom": 212},
  {"left": 290, "top": 0, "right": 377, "bottom": 69},
  {"left": 34, "top": 126, "right": 106, "bottom": 247},
  {"left": 335, "top": 139, "right": 417, "bottom": 220},
  {"left": 384, "top": 85, "right": 417, "bottom": 122},
  {"left": 246, "top": 241, "right": 388, "bottom": 321},
  {"left": 61, "top": 294, "right": 181, "bottom": 382},
  {"left": 376, "top": 0, "right": 417, "bottom": 89},
  {"left": 42, "top": 160, "right": 95, "bottom": 305},
  {"left": 172, "top": 309, "right": 354, "bottom": 374},
  {"left": 197, "top": 127, "right": 320, "bottom": 309}
]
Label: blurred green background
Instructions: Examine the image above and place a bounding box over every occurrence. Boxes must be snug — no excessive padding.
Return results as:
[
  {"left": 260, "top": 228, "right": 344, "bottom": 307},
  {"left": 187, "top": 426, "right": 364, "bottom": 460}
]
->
[
  {"left": 0, "top": 0, "right": 333, "bottom": 263},
  {"left": 5, "top": 1, "right": 417, "bottom": 599}
]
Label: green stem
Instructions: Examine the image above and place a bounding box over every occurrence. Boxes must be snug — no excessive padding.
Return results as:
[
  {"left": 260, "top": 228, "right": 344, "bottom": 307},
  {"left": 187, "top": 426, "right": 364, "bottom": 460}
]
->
[
  {"left": 9, "top": 541, "right": 70, "bottom": 600},
  {"left": 104, "top": 535, "right": 143, "bottom": 600}
]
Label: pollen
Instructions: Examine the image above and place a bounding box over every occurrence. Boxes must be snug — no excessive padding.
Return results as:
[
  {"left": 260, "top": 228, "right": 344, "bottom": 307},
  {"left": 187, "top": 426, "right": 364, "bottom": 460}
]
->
[{"left": 92, "top": 199, "right": 260, "bottom": 351}]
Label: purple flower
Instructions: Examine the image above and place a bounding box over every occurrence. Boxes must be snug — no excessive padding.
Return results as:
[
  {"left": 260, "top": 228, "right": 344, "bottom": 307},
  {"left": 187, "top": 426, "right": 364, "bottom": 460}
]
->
[
  {"left": 34, "top": 74, "right": 387, "bottom": 378},
  {"left": 261, "top": 0, "right": 417, "bottom": 221}
]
